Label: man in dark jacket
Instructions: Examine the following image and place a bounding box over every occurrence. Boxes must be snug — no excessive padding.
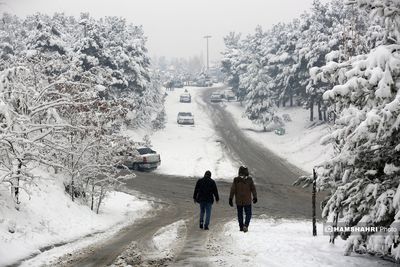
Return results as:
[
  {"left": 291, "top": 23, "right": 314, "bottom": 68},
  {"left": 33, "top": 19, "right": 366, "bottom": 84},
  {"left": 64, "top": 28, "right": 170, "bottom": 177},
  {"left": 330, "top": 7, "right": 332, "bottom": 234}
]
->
[
  {"left": 193, "top": 170, "right": 219, "bottom": 230},
  {"left": 229, "top": 166, "right": 257, "bottom": 232}
]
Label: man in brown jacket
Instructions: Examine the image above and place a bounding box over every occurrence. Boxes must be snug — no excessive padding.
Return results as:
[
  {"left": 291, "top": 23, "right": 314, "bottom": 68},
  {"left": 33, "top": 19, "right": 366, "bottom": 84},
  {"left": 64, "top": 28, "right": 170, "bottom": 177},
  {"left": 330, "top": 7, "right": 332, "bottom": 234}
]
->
[{"left": 229, "top": 166, "right": 257, "bottom": 232}]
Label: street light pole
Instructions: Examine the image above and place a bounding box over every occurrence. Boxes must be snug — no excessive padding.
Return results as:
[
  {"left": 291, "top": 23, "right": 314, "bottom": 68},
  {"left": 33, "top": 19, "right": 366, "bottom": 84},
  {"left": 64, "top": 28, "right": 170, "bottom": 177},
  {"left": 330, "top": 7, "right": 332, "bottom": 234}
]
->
[{"left": 204, "top": 35, "right": 212, "bottom": 73}]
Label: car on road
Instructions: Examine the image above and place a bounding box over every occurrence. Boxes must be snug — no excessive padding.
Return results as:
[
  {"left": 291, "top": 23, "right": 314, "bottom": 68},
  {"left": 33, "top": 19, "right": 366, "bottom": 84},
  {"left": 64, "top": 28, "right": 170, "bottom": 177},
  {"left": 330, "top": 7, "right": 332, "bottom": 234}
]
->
[
  {"left": 224, "top": 90, "right": 236, "bottom": 101},
  {"left": 180, "top": 92, "right": 191, "bottom": 103},
  {"left": 177, "top": 112, "right": 194, "bottom": 125},
  {"left": 210, "top": 92, "right": 223, "bottom": 103},
  {"left": 118, "top": 147, "right": 161, "bottom": 171}
]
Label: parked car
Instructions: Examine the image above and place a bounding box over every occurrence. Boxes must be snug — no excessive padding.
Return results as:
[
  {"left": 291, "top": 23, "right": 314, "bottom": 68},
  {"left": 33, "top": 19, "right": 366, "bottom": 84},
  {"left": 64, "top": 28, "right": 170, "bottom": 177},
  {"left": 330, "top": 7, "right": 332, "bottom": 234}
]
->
[
  {"left": 118, "top": 147, "right": 161, "bottom": 171},
  {"left": 177, "top": 112, "right": 194, "bottom": 125},
  {"left": 224, "top": 90, "right": 236, "bottom": 101},
  {"left": 180, "top": 92, "right": 191, "bottom": 103},
  {"left": 210, "top": 92, "right": 222, "bottom": 103},
  {"left": 174, "top": 80, "right": 184, "bottom": 88}
]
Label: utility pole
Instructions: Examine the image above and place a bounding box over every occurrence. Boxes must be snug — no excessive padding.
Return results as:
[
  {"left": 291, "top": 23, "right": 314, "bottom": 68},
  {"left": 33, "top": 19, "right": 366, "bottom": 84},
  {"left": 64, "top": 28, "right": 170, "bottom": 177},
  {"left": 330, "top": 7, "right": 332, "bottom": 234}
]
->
[
  {"left": 312, "top": 168, "right": 317, "bottom": 236},
  {"left": 203, "top": 35, "right": 212, "bottom": 73}
]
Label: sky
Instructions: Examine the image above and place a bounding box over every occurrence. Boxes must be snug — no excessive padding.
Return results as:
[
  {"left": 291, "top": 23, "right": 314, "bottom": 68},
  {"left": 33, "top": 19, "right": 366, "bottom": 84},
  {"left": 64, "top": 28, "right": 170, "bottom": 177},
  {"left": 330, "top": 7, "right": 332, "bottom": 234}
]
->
[{"left": 1, "top": 0, "right": 318, "bottom": 63}]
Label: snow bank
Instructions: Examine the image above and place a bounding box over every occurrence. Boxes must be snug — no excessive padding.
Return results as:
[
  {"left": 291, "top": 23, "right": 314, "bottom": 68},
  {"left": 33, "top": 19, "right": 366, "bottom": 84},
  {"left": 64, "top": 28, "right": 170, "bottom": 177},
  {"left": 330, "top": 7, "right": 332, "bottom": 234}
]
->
[
  {"left": 151, "top": 220, "right": 186, "bottom": 258},
  {"left": 0, "top": 170, "right": 152, "bottom": 266},
  {"left": 126, "top": 86, "right": 238, "bottom": 179},
  {"left": 209, "top": 217, "right": 390, "bottom": 267},
  {"left": 224, "top": 102, "right": 333, "bottom": 173}
]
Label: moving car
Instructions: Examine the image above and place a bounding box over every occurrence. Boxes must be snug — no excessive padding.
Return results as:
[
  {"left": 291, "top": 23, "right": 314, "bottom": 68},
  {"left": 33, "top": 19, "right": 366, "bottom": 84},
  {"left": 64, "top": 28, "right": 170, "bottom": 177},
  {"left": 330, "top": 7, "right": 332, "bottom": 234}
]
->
[
  {"left": 210, "top": 92, "right": 222, "bottom": 103},
  {"left": 180, "top": 92, "right": 191, "bottom": 103},
  {"left": 177, "top": 112, "right": 194, "bottom": 125},
  {"left": 118, "top": 147, "right": 161, "bottom": 171}
]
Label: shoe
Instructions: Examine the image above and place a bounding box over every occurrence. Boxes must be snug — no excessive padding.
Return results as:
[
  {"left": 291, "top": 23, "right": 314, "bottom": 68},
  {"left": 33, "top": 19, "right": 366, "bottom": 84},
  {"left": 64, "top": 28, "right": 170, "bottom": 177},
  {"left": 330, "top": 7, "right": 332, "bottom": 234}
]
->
[
  {"left": 200, "top": 223, "right": 203, "bottom": 229},
  {"left": 204, "top": 226, "right": 209, "bottom": 230},
  {"left": 240, "top": 227, "right": 244, "bottom": 231},
  {"left": 243, "top": 226, "right": 248, "bottom": 232}
]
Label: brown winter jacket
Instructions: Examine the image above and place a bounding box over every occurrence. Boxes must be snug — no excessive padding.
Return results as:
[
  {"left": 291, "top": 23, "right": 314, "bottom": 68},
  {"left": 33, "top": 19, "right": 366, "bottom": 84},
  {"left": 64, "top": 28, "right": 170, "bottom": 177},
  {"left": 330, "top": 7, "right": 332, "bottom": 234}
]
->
[{"left": 229, "top": 175, "right": 257, "bottom": 206}]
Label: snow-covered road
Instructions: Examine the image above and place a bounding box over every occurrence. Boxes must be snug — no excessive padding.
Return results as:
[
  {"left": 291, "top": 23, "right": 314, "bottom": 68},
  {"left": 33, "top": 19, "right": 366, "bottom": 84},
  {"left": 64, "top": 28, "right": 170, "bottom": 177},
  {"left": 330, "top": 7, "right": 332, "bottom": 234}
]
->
[
  {"left": 126, "top": 85, "right": 239, "bottom": 180},
  {"left": 11, "top": 85, "right": 393, "bottom": 267}
]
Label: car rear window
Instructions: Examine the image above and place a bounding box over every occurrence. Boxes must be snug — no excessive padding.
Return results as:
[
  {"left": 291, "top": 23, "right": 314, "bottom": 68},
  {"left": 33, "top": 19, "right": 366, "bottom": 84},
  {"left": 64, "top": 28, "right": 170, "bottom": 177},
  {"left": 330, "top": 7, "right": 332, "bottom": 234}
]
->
[
  {"left": 137, "top": 148, "right": 155, "bottom": 155},
  {"left": 179, "top": 112, "right": 192, "bottom": 116}
]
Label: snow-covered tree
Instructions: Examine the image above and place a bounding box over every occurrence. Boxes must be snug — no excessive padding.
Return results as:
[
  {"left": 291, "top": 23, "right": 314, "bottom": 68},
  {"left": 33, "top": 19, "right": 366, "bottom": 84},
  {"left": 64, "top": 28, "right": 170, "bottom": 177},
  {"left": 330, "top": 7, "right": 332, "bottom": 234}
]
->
[
  {"left": 297, "top": 0, "right": 400, "bottom": 259},
  {"left": 0, "top": 67, "right": 76, "bottom": 207},
  {"left": 0, "top": 12, "right": 165, "bottom": 212},
  {"left": 241, "top": 61, "right": 282, "bottom": 131}
]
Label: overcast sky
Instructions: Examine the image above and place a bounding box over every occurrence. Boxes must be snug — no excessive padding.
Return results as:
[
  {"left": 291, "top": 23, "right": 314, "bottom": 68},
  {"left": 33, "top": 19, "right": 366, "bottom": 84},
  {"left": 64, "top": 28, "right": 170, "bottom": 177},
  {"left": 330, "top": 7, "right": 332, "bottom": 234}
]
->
[{"left": 2, "top": 0, "right": 318, "bottom": 62}]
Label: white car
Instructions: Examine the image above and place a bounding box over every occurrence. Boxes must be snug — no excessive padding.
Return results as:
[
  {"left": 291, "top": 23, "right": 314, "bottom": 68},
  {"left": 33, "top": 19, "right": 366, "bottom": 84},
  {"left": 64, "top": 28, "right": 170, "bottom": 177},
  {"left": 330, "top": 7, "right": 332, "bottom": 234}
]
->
[
  {"left": 177, "top": 112, "right": 194, "bottom": 125},
  {"left": 210, "top": 92, "right": 222, "bottom": 103},
  {"left": 180, "top": 93, "right": 191, "bottom": 103},
  {"left": 224, "top": 90, "right": 236, "bottom": 101},
  {"left": 118, "top": 147, "right": 161, "bottom": 171}
]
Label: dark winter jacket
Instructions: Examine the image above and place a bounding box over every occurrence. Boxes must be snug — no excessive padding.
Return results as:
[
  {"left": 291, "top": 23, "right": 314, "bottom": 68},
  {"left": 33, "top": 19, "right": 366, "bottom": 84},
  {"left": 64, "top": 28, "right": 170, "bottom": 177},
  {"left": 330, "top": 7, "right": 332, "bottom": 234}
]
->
[
  {"left": 193, "top": 176, "right": 219, "bottom": 204},
  {"left": 229, "top": 175, "right": 257, "bottom": 206}
]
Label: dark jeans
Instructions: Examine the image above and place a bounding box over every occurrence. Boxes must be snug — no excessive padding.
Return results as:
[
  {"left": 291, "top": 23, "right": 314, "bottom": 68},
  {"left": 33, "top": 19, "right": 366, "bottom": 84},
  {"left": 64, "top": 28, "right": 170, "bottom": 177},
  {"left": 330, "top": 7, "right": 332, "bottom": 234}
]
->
[
  {"left": 199, "top": 202, "right": 213, "bottom": 227},
  {"left": 237, "top": 205, "right": 252, "bottom": 228}
]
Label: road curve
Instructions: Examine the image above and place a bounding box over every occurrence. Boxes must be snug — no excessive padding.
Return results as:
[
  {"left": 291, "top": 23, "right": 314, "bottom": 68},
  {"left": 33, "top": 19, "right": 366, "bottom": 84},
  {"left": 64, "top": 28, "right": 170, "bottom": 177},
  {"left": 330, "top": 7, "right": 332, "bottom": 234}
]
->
[{"left": 55, "top": 86, "right": 316, "bottom": 267}]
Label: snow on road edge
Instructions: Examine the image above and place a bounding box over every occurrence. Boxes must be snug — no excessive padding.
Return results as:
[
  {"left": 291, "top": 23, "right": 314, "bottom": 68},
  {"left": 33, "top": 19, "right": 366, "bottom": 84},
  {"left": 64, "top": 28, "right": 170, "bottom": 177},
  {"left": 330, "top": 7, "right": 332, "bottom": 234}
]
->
[
  {"left": 222, "top": 100, "right": 333, "bottom": 173},
  {"left": 207, "top": 217, "right": 391, "bottom": 267},
  {"left": 0, "top": 170, "right": 153, "bottom": 267}
]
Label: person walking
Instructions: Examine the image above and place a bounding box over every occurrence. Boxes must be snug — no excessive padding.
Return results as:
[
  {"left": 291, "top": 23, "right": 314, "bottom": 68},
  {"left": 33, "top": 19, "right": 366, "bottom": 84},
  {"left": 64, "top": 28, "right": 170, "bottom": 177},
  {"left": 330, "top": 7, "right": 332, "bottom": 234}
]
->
[
  {"left": 193, "top": 170, "right": 219, "bottom": 230},
  {"left": 229, "top": 166, "right": 257, "bottom": 232}
]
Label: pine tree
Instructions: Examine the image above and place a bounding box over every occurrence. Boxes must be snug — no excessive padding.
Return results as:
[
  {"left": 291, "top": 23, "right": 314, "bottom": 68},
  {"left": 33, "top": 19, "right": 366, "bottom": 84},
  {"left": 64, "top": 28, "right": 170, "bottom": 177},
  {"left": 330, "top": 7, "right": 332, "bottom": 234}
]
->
[{"left": 301, "top": 0, "right": 400, "bottom": 259}]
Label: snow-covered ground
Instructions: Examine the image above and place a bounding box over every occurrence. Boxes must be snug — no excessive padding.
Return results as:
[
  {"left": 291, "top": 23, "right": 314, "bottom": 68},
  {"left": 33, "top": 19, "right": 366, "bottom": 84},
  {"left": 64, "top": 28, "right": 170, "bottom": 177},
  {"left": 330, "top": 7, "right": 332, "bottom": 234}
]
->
[
  {"left": 151, "top": 220, "right": 186, "bottom": 258},
  {"left": 208, "top": 217, "right": 391, "bottom": 267},
  {"left": 126, "top": 86, "right": 238, "bottom": 180},
  {"left": 223, "top": 100, "right": 333, "bottom": 173},
  {"left": 0, "top": 170, "right": 152, "bottom": 267}
]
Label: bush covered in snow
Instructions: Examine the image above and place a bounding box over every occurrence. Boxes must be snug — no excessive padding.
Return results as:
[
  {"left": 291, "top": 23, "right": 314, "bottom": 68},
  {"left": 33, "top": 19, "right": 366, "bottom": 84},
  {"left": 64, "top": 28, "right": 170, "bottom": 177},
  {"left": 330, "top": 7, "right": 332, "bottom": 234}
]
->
[{"left": 0, "top": 12, "right": 165, "bottom": 211}]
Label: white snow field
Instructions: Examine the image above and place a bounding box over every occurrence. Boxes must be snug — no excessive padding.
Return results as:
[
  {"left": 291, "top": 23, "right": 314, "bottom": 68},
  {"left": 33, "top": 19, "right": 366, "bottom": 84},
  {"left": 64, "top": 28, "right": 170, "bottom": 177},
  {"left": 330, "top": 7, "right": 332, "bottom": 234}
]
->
[
  {"left": 127, "top": 86, "right": 239, "bottom": 180},
  {"left": 0, "top": 169, "right": 152, "bottom": 267},
  {"left": 209, "top": 217, "right": 391, "bottom": 267},
  {"left": 223, "top": 99, "right": 333, "bottom": 173}
]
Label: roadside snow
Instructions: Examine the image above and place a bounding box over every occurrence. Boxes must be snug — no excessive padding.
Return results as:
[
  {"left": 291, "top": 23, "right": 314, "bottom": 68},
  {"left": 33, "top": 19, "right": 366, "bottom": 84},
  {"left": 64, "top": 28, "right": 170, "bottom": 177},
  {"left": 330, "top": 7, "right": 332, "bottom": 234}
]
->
[
  {"left": 0, "top": 170, "right": 152, "bottom": 267},
  {"left": 208, "top": 217, "right": 391, "bottom": 267},
  {"left": 224, "top": 101, "right": 333, "bottom": 173},
  {"left": 151, "top": 220, "right": 186, "bottom": 258},
  {"left": 125, "top": 86, "right": 238, "bottom": 180}
]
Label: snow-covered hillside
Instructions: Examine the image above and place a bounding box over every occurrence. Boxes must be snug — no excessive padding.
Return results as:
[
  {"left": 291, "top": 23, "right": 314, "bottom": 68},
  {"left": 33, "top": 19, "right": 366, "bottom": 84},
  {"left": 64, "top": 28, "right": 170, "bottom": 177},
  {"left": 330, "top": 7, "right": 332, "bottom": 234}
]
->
[
  {"left": 0, "top": 170, "right": 152, "bottom": 266},
  {"left": 222, "top": 100, "right": 333, "bottom": 173}
]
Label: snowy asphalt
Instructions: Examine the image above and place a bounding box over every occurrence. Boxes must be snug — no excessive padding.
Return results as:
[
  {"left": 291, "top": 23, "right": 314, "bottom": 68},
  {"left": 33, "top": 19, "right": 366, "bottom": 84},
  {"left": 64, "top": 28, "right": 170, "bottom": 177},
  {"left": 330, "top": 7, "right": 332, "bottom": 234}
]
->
[{"left": 60, "top": 86, "right": 318, "bottom": 266}]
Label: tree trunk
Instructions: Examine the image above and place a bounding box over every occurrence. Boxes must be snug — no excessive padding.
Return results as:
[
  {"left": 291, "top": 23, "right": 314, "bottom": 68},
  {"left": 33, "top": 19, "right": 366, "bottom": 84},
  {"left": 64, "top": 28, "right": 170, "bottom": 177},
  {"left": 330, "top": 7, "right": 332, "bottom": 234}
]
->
[
  {"left": 70, "top": 178, "right": 75, "bottom": 202},
  {"left": 96, "top": 186, "right": 104, "bottom": 214},
  {"left": 323, "top": 110, "right": 327, "bottom": 122},
  {"left": 290, "top": 92, "right": 293, "bottom": 107},
  {"left": 91, "top": 182, "right": 95, "bottom": 211},
  {"left": 317, "top": 100, "right": 322, "bottom": 121},
  {"left": 14, "top": 161, "right": 22, "bottom": 207},
  {"left": 309, "top": 96, "right": 314, "bottom": 122}
]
